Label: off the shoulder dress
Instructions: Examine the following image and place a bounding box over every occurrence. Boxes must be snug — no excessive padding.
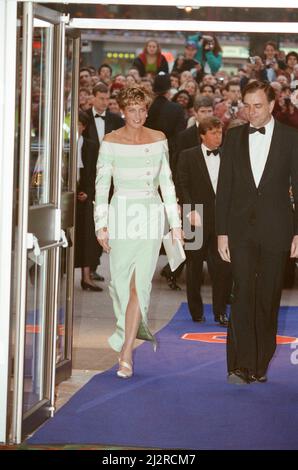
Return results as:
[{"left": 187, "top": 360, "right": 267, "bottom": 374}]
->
[{"left": 94, "top": 139, "right": 181, "bottom": 352}]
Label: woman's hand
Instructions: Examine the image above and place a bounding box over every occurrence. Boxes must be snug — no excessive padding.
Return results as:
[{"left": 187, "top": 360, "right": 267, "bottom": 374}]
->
[
  {"left": 187, "top": 210, "right": 202, "bottom": 227},
  {"left": 97, "top": 227, "right": 111, "bottom": 253},
  {"left": 171, "top": 227, "right": 185, "bottom": 246}
]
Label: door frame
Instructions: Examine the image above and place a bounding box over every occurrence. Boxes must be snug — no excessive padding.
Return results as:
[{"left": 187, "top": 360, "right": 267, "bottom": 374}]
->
[
  {"left": 55, "top": 27, "right": 81, "bottom": 385},
  {"left": 0, "top": 0, "right": 18, "bottom": 445},
  {"left": 12, "top": 1, "right": 67, "bottom": 443}
]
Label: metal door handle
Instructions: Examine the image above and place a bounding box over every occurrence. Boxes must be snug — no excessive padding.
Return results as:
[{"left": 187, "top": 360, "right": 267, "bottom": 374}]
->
[{"left": 27, "top": 229, "right": 68, "bottom": 252}]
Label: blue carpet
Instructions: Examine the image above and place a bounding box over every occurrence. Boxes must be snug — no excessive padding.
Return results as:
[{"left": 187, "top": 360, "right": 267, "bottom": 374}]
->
[{"left": 28, "top": 303, "right": 298, "bottom": 449}]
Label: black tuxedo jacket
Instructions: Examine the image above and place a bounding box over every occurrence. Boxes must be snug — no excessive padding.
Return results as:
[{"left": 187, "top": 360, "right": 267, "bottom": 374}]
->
[
  {"left": 216, "top": 120, "right": 298, "bottom": 252},
  {"left": 173, "top": 124, "right": 201, "bottom": 181},
  {"left": 145, "top": 95, "right": 186, "bottom": 168},
  {"left": 83, "top": 108, "right": 124, "bottom": 152},
  {"left": 176, "top": 144, "right": 218, "bottom": 236},
  {"left": 78, "top": 137, "right": 98, "bottom": 200}
]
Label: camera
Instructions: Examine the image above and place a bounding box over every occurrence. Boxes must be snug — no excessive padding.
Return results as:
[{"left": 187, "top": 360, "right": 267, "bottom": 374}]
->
[
  {"left": 265, "top": 58, "right": 276, "bottom": 69},
  {"left": 202, "top": 35, "right": 214, "bottom": 50},
  {"left": 249, "top": 56, "right": 256, "bottom": 65},
  {"left": 230, "top": 100, "right": 238, "bottom": 116}
]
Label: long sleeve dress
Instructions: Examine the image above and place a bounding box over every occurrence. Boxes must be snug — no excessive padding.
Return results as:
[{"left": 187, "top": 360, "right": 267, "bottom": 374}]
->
[{"left": 94, "top": 139, "right": 181, "bottom": 352}]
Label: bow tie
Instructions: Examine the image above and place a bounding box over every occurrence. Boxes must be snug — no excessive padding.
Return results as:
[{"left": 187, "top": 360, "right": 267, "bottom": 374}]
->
[
  {"left": 249, "top": 126, "right": 266, "bottom": 135},
  {"left": 95, "top": 114, "right": 106, "bottom": 120},
  {"left": 207, "top": 149, "right": 219, "bottom": 156}
]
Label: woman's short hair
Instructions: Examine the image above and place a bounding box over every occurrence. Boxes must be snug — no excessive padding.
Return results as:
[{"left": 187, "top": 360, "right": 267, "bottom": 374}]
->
[{"left": 116, "top": 85, "right": 153, "bottom": 109}]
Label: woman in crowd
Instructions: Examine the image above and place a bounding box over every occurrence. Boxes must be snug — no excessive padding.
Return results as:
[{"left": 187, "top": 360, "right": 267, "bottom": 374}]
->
[
  {"left": 132, "top": 39, "right": 169, "bottom": 78},
  {"left": 75, "top": 111, "right": 102, "bottom": 291},
  {"left": 94, "top": 86, "right": 183, "bottom": 378},
  {"left": 180, "top": 79, "right": 198, "bottom": 97},
  {"left": 172, "top": 89, "right": 193, "bottom": 124},
  {"left": 188, "top": 33, "right": 222, "bottom": 75}
]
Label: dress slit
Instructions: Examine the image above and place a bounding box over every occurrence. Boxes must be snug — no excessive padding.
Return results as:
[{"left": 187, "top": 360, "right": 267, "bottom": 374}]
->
[{"left": 108, "top": 258, "right": 157, "bottom": 352}]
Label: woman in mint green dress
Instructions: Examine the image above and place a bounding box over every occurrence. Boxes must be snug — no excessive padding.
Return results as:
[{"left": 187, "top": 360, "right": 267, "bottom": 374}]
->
[{"left": 94, "top": 86, "right": 183, "bottom": 378}]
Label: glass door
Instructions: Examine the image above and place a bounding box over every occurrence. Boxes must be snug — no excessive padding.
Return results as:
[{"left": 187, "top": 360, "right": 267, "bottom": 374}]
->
[
  {"left": 55, "top": 28, "right": 80, "bottom": 383},
  {"left": 11, "top": 2, "right": 79, "bottom": 442}
]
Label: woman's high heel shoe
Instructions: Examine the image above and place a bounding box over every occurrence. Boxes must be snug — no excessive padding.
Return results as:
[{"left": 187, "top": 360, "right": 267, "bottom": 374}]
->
[
  {"left": 117, "top": 359, "right": 133, "bottom": 379},
  {"left": 81, "top": 280, "right": 103, "bottom": 292}
]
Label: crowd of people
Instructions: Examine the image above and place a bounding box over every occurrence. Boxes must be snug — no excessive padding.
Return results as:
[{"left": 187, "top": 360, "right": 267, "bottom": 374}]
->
[
  {"left": 79, "top": 38, "right": 298, "bottom": 134},
  {"left": 77, "top": 35, "right": 298, "bottom": 289},
  {"left": 75, "top": 35, "right": 298, "bottom": 381}
]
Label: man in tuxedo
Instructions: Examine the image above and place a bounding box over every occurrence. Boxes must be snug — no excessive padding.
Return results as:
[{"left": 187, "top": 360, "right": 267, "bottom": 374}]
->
[
  {"left": 83, "top": 82, "right": 124, "bottom": 153},
  {"left": 176, "top": 116, "right": 232, "bottom": 326},
  {"left": 83, "top": 82, "right": 124, "bottom": 280},
  {"left": 173, "top": 95, "right": 214, "bottom": 179},
  {"left": 160, "top": 95, "right": 214, "bottom": 290},
  {"left": 216, "top": 80, "right": 298, "bottom": 384},
  {"left": 146, "top": 73, "right": 186, "bottom": 290}
]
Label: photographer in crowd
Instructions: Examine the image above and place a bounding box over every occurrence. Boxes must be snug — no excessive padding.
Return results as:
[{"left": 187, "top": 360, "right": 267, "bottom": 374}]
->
[
  {"left": 247, "top": 42, "right": 287, "bottom": 83},
  {"left": 188, "top": 33, "right": 223, "bottom": 76},
  {"left": 172, "top": 41, "right": 202, "bottom": 76},
  {"left": 214, "top": 80, "right": 247, "bottom": 130},
  {"left": 275, "top": 88, "right": 298, "bottom": 129}
]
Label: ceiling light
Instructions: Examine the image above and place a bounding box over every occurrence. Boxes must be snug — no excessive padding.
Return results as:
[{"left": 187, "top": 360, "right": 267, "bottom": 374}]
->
[{"left": 70, "top": 18, "right": 298, "bottom": 34}]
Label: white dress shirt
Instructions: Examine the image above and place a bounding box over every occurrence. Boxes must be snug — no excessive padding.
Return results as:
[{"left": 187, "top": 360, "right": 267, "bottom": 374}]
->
[
  {"left": 201, "top": 143, "right": 220, "bottom": 193},
  {"left": 77, "top": 135, "right": 84, "bottom": 181},
  {"left": 249, "top": 116, "right": 275, "bottom": 188},
  {"left": 92, "top": 107, "right": 106, "bottom": 143}
]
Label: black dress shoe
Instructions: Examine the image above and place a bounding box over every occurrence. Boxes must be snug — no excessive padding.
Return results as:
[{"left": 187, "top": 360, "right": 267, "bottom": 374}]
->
[
  {"left": 219, "top": 313, "right": 229, "bottom": 327},
  {"left": 227, "top": 369, "right": 250, "bottom": 385},
  {"left": 167, "top": 276, "right": 181, "bottom": 290},
  {"left": 192, "top": 316, "right": 206, "bottom": 323},
  {"left": 81, "top": 281, "right": 103, "bottom": 292},
  {"left": 91, "top": 272, "right": 105, "bottom": 281}
]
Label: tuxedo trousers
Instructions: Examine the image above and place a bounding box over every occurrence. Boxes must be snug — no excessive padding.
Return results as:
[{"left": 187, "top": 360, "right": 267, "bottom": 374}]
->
[
  {"left": 228, "top": 242, "right": 288, "bottom": 375},
  {"left": 186, "top": 232, "right": 232, "bottom": 320}
]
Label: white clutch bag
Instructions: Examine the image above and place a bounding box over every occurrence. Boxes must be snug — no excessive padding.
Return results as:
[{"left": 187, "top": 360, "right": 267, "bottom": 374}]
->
[{"left": 162, "top": 231, "right": 186, "bottom": 272}]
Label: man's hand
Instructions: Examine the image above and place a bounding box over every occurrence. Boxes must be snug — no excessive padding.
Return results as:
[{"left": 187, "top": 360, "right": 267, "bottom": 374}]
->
[
  {"left": 187, "top": 210, "right": 202, "bottom": 227},
  {"left": 290, "top": 235, "right": 298, "bottom": 258},
  {"left": 97, "top": 227, "right": 111, "bottom": 253},
  {"left": 218, "top": 235, "right": 231, "bottom": 263}
]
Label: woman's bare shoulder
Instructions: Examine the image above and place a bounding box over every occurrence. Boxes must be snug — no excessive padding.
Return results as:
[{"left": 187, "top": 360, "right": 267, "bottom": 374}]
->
[
  {"left": 103, "top": 130, "right": 123, "bottom": 143},
  {"left": 143, "top": 128, "right": 166, "bottom": 143}
]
